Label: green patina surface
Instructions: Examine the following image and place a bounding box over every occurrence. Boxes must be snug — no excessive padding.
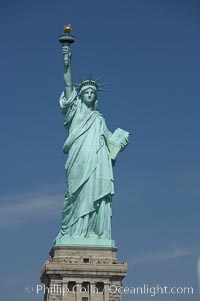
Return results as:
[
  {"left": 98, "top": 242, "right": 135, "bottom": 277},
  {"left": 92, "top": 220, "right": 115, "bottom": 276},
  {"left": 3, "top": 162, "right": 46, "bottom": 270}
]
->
[{"left": 54, "top": 26, "right": 129, "bottom": 247}]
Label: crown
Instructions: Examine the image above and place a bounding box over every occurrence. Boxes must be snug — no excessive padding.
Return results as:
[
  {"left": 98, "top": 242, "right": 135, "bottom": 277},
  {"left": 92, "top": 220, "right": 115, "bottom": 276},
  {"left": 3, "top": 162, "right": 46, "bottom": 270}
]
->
[
  {"left": 79, "top": 80, "right": 98, "bottom": 92},
  {"left": 75, "top": 76, "right": 107, "bottom": 93}
]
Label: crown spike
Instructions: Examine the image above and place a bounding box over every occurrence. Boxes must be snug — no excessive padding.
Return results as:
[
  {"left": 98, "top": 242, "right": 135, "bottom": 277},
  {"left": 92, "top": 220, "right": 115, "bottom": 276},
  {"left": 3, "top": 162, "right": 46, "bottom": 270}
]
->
[
  {"left": 78, "top": 76, "right": 84, "bottom": 82},
  {"left": 95, "top": 76, "right": 103, "bottom": 82},
  {"left": 98, "top": 88, "right": 108, "bottom": 91}
]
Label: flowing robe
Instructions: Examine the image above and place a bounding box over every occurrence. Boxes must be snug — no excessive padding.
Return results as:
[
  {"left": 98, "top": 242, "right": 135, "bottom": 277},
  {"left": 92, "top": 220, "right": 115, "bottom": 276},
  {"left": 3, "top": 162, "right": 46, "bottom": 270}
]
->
[{"left": 58, "top": 88, "right": 114, "bottom": 239}]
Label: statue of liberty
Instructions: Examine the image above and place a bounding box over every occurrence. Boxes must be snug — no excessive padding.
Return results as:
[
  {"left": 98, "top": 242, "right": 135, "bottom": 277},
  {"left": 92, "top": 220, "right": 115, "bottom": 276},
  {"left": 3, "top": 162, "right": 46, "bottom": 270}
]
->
[{"left": 55, "top": 25, "right": 129, "bottom": 246}]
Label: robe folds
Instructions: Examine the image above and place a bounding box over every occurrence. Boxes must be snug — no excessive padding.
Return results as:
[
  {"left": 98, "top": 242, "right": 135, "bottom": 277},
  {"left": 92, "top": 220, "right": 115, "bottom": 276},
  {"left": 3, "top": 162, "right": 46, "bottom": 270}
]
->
[{"left": 58, "top": 88, "right": 114, "bottom": 238}]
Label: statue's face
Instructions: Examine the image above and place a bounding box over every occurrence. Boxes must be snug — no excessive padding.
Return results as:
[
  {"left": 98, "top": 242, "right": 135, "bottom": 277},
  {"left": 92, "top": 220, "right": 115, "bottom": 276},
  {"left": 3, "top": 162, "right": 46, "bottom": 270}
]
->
[{"left": 81, "top": 87, "right": 97, "bottom": 107}]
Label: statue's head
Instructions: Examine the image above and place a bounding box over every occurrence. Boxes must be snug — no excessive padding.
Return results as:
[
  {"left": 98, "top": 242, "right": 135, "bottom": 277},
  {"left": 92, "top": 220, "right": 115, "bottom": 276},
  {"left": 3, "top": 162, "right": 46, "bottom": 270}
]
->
[{"left": 79, "top": 80, "right": 98, "bottom": 109}]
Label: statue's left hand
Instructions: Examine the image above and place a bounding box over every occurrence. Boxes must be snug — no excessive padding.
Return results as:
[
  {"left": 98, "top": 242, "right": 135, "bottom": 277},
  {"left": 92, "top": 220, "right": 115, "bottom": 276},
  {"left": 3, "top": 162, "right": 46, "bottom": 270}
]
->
[{"left": 120, "top": 136, "right": 129, "bottom": 151}]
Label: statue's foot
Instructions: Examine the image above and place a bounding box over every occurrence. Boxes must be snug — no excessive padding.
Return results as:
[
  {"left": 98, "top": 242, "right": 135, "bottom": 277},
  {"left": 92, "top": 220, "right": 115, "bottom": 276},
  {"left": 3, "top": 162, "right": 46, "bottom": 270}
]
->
[
  {"left": 99, "top": 235, "right": 111, "bottom": 240},
  {"left": 86, "top": 230, "right": 99, "bottom": 239}
]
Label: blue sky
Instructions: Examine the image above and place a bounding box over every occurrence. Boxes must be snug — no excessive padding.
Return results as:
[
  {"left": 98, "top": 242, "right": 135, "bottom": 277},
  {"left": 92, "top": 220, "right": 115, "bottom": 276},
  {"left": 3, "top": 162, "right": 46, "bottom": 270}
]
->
[{"left": 1, "top": 0, "right": 200, "bottom": 300}]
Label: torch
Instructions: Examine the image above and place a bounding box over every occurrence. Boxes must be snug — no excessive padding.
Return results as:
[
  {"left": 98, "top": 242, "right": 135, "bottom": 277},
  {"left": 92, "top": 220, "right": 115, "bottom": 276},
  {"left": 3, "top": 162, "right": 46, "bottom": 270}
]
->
[{"left": 59, "top": 24, "right": 75, "bottom": 65}]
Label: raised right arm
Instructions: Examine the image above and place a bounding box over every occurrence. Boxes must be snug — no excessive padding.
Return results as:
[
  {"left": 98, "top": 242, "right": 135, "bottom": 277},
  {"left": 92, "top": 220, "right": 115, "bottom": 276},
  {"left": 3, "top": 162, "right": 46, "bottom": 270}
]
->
[{"left": 62, "top": 45, "right": 73, "bottom": 99}]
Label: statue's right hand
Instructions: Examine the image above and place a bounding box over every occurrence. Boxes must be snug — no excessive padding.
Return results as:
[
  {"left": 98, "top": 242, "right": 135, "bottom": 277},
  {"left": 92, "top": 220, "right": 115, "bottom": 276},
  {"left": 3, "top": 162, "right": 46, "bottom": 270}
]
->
[{"left": 62, "top": 45, "right": 71, "bottom": 67}]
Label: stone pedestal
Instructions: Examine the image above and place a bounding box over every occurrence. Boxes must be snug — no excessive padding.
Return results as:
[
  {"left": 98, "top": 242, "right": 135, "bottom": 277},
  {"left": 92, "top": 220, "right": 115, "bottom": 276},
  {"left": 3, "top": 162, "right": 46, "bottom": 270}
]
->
[{"left": 40, "top": 246, "right": 127, "bottom": 301}]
